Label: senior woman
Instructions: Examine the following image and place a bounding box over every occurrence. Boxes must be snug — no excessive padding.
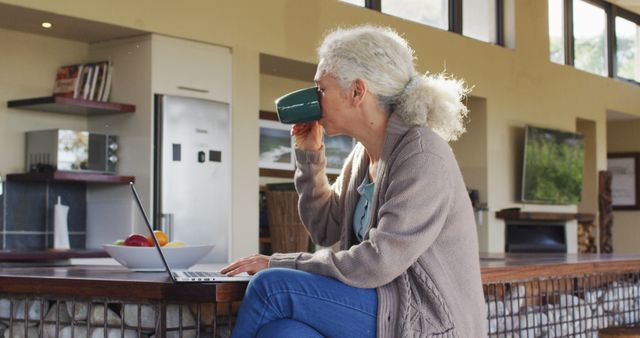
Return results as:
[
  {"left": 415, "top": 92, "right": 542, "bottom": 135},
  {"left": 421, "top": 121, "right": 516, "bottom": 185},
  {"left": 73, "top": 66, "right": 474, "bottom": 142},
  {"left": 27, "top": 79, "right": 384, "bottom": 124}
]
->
[{"left": 222, "top": 25, "right": 486, "bottom": 337}]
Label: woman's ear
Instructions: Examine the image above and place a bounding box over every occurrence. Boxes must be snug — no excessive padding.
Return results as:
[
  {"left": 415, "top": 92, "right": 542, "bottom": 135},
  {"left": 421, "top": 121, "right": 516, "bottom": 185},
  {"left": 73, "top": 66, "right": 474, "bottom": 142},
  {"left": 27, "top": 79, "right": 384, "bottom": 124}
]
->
[{"left": 352, "top": 78, "right": 367, "bottom": 106}]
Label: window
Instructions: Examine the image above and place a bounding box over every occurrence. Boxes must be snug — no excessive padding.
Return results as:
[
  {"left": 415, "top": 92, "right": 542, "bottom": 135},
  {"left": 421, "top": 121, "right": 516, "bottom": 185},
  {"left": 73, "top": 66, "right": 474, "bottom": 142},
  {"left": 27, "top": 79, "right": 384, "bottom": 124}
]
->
[
  {"left": 573, "top": 0, "right": 607, "bottom": 76},
  {"left": 547, "top": 0, "right": 640, "bottom": 85},
  {"left": 343, "top": 0, "right": 505, "bottom": 46},
  {"left": 463, "top": 0, "right": 498, "bottom": 43},
  {"left": 381, "top": 0, "right": 449, "bottom": 31},
  {"left": 548, "top": 0, "right": 565, "bottom": 64},
  {"left": 615, "top": 16, "right": 640, "bottom": 82}
]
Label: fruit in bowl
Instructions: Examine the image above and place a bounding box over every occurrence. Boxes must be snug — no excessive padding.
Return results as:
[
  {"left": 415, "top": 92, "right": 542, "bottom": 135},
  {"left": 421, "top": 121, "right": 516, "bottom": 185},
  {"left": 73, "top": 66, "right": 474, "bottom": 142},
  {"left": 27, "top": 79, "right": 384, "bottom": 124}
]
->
[
  {"left": 124, "top": 233, "right": 150, "bottom": 247},
  {"left": 105, "top": 232, "right": 214, "bottom": 271},
  {"left": 147, "top": 230, "right": 168, "bottom": 247},
  {"left": 113, "top": 231, "right": 170, "bottom": 247},
  {"left": 164, "top": 241, "right": 186, "bottom": 247}
]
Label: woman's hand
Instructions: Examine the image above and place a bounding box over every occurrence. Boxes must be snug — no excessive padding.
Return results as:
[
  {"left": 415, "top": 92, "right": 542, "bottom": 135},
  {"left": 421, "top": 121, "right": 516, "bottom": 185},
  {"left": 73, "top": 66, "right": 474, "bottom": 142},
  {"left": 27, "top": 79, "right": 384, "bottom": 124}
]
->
[
  {"left": 292, "top": 121, "right": 323, "bottom": 151},
  {"left": 221, "top": 254, "right": 270, "bottom": 276}
]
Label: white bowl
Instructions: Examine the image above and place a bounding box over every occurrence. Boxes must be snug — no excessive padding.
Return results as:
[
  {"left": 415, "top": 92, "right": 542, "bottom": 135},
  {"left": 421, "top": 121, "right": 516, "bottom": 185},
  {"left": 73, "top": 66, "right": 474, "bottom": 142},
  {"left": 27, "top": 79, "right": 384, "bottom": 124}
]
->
[{"left": 103, "top": 244, "right": 214, "bottom": 271}]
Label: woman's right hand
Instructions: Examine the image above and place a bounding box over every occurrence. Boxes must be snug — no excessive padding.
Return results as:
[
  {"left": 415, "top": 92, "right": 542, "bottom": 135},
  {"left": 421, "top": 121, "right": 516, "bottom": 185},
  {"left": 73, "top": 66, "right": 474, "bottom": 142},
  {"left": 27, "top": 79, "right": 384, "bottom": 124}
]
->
[{"left": 292, "top": 121, "right": 323, "bottom": 151}]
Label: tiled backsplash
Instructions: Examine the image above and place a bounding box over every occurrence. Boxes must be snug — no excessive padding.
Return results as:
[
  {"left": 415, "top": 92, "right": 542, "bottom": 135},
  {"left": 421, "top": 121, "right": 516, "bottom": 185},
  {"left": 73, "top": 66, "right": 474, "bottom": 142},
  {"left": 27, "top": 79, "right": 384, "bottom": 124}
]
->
[{"left": 1, "top": 180, "right": 86, "bottom": 250}]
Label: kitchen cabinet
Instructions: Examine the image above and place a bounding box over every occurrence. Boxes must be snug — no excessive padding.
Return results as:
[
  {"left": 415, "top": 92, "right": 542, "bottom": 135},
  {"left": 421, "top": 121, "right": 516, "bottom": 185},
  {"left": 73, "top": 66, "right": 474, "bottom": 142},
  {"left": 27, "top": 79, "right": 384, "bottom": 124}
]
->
[{"left": 152, "top": 36, "right": 231, "bottom": 103}]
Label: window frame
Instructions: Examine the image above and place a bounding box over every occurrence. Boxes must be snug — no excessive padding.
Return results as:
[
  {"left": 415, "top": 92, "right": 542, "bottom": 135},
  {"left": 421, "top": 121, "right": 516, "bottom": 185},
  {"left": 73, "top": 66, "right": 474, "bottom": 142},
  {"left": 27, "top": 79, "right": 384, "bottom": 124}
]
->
[
  {"left": 612, "top": 5, "right": 640, "bottom": 84},
  {"left": 556, "top": 0, "right": 640, "bottom": 85},
  {"left": 570, "top": 0, "right": 610, "bottom": 76},
  {"left": 364, "top": 0, "right": 505, "bottom": 46}
]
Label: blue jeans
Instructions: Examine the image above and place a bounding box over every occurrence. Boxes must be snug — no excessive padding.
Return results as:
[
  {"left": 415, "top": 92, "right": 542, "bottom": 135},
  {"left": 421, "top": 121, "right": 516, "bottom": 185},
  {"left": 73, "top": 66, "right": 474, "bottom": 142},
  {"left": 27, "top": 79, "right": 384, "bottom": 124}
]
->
[{"left": 231, "top": 268, "right": 377, "bottom": 338}]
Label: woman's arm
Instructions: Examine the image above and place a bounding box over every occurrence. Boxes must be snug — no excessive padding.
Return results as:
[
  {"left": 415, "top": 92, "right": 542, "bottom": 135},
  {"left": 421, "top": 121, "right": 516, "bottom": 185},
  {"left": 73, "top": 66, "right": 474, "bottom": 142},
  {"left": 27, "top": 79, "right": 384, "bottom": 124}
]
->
[
  {"left": 271, "top": 151, "right": 453, "bottom": 288},
  {"left": 294, "top": 145, "right": 351, "bottom": 247}
]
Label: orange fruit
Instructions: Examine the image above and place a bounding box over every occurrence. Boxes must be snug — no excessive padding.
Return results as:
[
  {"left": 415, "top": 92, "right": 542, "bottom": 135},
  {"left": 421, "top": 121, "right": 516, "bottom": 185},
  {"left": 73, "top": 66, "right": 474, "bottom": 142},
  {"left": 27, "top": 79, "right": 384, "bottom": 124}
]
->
[{"left": 147, "top": 230, "right": 169, "bottom": 247}]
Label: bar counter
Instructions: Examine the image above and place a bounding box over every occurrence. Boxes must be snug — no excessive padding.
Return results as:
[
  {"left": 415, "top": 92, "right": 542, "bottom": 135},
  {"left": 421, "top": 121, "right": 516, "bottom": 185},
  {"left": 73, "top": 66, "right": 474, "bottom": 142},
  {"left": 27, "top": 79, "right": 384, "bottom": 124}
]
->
[
  {"left": 1, "top": 253, "right": 639, "bottom": 337},
  {"left": 0, "top": 249, "right": 109, "bottom": 262},
  {"left": 479, "top": 253, "right": 640, "bottom": 282},
  {"left": 1, "top": 253, "right": 640, "bottom": 299},
  {"left": 0, "top": 264, "right": 246, "bottom": 303}
]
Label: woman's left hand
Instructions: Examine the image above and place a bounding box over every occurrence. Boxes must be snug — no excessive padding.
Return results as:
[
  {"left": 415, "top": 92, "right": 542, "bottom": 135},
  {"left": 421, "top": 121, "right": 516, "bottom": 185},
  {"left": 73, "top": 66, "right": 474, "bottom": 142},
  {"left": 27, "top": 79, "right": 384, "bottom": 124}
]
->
[{"left": 221, "top": 254, "right": 270, "bottom": 276}]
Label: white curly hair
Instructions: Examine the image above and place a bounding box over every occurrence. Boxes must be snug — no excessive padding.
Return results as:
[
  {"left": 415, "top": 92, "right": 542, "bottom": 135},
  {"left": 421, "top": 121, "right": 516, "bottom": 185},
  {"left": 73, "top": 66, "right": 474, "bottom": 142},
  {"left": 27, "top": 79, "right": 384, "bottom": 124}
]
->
[{"left": 316, "top": 25, "right": 469, "bottom": 142}]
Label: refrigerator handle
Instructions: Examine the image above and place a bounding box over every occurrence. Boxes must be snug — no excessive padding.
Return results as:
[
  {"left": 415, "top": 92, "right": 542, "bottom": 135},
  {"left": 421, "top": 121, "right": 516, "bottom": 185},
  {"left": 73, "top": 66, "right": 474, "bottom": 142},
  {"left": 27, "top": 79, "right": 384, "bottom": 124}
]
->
[{"left": 160, "top": 213, "right": 174, "bottom": 241}]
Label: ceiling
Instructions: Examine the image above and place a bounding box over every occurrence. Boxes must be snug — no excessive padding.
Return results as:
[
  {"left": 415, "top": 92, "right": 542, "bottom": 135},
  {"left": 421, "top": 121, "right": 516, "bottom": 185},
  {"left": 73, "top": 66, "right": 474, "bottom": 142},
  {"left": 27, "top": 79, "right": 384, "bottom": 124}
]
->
[
  {"left": 0, "top": 3, "right": 145, "bottom": 43},
  {"left": 608, "top": 0, "right": 640, "bottom": 16}
]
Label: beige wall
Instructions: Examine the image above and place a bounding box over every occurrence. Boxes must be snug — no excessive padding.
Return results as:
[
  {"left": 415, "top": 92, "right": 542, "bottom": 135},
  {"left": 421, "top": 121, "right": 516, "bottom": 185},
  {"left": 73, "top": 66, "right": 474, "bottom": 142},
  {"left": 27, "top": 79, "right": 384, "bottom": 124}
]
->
[
  {"left": 451, "top": 97, "right": 488, "bottom": 204},
  {"left": 260, "top": 74, "right": 313, "bottom": 113},
  {"left": 607, "top": 120, "right": 640, "bottom": 254},
  {"left": 1, "top": 0, "right": 640, "bottom": 253},
  {"left": 0, "top": 28, "right": 88, "bottom": 175},
  {"left": 230, "top": 46, "right": 261, "bottom": 259},
  {"left": 577, "top": 119, "right": 597, "bottom": 215}
]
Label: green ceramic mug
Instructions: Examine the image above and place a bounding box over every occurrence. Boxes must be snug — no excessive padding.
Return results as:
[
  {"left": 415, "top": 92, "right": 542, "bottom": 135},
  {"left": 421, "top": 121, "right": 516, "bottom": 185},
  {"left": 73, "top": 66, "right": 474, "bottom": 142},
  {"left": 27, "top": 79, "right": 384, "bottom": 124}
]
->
[{"left": 275, "top": 87, "right": 322, "bottom": 124}]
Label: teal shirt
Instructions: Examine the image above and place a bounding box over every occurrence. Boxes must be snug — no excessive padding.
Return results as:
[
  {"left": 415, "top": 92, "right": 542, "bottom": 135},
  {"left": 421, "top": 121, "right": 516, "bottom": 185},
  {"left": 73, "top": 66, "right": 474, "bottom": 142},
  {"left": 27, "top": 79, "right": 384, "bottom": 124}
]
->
[{"left": 352, "top": 174, "right": 375, "bottom": 242}]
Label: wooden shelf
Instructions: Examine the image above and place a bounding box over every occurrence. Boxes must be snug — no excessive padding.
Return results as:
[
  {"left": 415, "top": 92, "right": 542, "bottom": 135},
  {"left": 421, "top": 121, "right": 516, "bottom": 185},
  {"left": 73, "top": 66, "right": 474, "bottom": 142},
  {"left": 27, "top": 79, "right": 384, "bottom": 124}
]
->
[
  {"left": 7, "top": 172, "right": 135, "bottom": 184},
  {"left": 7, "top": 96, "right": 135, "bottom": 116},
  {"left": 495, "top": 209, "right": 595, "bottom": 223}
]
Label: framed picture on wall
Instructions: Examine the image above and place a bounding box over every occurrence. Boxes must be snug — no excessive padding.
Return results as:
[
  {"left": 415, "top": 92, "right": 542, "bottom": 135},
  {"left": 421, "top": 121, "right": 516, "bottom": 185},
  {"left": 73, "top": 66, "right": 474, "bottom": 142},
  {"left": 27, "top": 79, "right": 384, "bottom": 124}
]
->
[
  {"left": 607, "top": 152, "right": 640, "bottom": 210},
  {"left": 259, "top": 119, "right": 294, "bottom": 171},
  {"left": 324, "top": 134, "right": 356, "bottom": 175},
  {"left": 257, "top": 110, "right": 345, "bottom": 180}
]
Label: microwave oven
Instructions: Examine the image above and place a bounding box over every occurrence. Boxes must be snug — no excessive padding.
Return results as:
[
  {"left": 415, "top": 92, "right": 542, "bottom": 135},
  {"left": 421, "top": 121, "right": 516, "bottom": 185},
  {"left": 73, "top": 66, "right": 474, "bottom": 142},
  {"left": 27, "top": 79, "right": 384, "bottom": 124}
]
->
[{"left": 26, "top": 129, "right": 118, "bottom": 174}]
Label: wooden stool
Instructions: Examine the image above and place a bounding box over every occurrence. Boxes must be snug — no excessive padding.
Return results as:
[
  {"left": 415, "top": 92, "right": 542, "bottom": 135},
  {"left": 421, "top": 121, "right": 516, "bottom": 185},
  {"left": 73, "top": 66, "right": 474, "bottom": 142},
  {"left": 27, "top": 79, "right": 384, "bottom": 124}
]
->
[{"left": 600, "top": 326, "right": 640, "bottom": 338}]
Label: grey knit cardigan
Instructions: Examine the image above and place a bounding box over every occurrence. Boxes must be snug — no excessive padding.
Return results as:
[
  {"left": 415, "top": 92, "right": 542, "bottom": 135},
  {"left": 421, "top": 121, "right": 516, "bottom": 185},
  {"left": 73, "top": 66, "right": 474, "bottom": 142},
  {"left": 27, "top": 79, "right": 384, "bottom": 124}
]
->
[{"left": 269, "top": 113, "right": 487, "bottom": 337}]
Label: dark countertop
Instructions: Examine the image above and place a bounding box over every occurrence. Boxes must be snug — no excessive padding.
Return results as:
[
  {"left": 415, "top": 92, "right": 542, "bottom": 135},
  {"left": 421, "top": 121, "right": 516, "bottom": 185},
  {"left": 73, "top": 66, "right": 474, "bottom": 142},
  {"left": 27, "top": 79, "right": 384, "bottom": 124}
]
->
[
  {"left": 2, "top": 253, "right": 640, "bottom": 288},
  {"left": 479, "top": 253, "right": 640, "bottom": 282},
  {"left": 0, "top": 264, "right": 247, "bottom": 302},
  {"left": 0, "top": 249, "right": 109, "bottom": 261},
  {"left": 479, "top": 252, "right": 640, "bottom": 266}
]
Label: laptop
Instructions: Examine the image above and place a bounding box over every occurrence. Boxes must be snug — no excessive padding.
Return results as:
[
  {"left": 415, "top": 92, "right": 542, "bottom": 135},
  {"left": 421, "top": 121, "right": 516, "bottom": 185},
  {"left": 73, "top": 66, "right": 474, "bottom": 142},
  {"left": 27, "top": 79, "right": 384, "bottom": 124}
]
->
[{"left": 130, "top": 182, "right": 251, "bottom": 283}]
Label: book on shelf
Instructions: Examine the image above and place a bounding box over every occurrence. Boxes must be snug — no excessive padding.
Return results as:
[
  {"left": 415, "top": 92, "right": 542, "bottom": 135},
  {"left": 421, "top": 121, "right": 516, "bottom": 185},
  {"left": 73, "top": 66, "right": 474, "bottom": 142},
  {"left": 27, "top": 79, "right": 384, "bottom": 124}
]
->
[
  {"left": 100, "top": 62, "right": 113, "bottom": 102},
  {"left": 81, "top": 65, "right": 93, "bottom": 100},
  {"left": 94, "top": 62, "right": 107, "bottom": 101},
  {"left": 52, "top": 64, "right": 83, "bottom": 98},
  {"left": 52, "top": 61, "right": 113, "bottom": 102},
  {"left": 88, "top": 63, "right": 99, "bottom": 100}
]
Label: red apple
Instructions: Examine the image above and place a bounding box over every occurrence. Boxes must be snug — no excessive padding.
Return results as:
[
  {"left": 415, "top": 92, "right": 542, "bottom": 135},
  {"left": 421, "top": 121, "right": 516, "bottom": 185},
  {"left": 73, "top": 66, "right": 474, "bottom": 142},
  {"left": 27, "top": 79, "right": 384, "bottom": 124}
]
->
[{"left": 124, "top": 233, "right": 150, "bottom": 247}]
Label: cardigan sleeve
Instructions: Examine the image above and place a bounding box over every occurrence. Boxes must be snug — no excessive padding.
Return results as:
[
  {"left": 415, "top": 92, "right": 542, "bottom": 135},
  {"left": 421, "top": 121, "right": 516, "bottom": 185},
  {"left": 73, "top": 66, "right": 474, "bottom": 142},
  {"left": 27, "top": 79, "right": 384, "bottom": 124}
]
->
[
  {"left": 270, "top": 151, "right": 454, "bottom": 288},
  {"left": 287, "top": 146, "right": 344, "bottom": 248}
]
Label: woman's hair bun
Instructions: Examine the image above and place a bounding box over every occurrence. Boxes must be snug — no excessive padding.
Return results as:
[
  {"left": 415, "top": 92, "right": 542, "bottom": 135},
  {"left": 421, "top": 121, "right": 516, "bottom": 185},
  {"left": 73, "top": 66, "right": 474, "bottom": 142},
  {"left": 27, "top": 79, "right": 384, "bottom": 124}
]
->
[{"left": 395, "top": 73, "right": 470, "bottom": 142}]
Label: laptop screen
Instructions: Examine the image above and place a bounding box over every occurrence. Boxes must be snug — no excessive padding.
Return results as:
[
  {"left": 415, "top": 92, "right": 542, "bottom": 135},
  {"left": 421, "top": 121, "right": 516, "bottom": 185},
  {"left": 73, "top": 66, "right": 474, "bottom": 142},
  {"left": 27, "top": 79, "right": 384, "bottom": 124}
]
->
[{"left": 130, "top": 182, "right": 177, "bottom": 282}]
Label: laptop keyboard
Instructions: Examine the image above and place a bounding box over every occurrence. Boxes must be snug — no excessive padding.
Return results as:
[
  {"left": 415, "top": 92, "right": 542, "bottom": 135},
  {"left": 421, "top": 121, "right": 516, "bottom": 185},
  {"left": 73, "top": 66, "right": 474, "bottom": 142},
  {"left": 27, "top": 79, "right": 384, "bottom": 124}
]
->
[{"left": 182, "top": 271, "right": 225, "bottom": 278}]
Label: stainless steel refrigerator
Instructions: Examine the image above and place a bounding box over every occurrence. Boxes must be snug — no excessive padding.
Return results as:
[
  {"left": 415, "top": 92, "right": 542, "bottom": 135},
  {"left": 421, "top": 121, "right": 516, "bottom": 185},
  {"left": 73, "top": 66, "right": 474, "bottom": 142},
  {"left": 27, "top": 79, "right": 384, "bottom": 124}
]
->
[{"left": 154, "top": 95, "right": 230, "bottom": 263}]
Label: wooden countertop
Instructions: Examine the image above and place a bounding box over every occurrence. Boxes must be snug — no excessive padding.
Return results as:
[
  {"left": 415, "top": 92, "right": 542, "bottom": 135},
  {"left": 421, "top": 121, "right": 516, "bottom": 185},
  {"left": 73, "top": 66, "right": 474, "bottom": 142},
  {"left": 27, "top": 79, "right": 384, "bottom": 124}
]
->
[
  {"left": 2, "top": 254, "right": 640, "bottom": 300},
  {"left": 0, "top": 264, "right": 247, "bottom": 302},
  {"left": 0, "top": 249, "right": 109, "bottom": 261},
  {"left": 479, "top": 253, "right": 640, "bottom": 282}
]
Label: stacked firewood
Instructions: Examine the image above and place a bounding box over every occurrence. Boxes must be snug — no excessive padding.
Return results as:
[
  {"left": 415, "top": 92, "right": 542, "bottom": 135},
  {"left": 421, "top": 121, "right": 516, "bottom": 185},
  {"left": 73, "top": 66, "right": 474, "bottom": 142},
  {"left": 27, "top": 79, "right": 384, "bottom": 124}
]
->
[{"left": 578, "top": 222, "right": 598, "bottom": 253}]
